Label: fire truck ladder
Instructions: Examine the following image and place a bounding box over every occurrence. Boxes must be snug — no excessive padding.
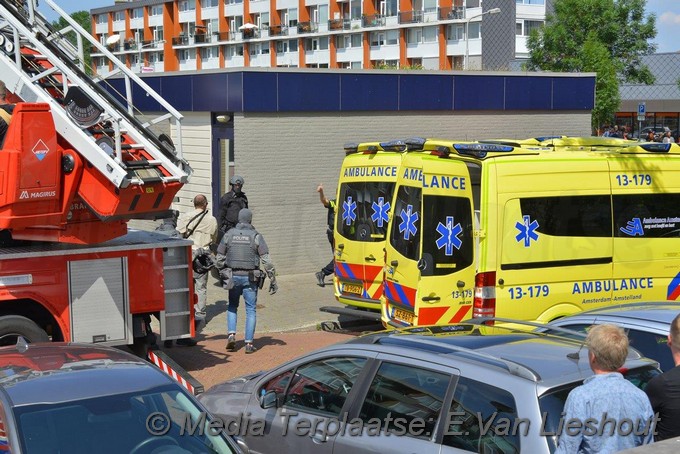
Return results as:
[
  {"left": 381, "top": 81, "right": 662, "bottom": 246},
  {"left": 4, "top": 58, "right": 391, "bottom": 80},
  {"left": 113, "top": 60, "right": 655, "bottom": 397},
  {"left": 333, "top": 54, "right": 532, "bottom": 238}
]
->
[{"left": 0, "top": 0, "right": 191, "bottom": 216}]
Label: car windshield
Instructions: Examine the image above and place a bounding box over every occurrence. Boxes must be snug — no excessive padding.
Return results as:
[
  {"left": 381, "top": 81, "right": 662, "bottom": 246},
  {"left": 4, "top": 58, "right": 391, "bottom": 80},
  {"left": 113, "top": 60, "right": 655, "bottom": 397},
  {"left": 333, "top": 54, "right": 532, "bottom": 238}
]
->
[
  {"left": 538, "top": 365, "right": 660, "bottom": 453},
  {"left": 14, "top": 383, "right": 236, "bottom": 454}
]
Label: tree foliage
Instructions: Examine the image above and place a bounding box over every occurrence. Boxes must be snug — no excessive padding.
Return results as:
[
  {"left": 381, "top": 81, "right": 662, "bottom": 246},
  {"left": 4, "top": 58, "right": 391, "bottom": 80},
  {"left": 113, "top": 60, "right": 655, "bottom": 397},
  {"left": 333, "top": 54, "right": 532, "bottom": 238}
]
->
[
  {"left": 51, "top": 11, "right": 93, "bottom": 70},
  {"left": 526, "top": 0, "right": 656, "bottom": 129}
]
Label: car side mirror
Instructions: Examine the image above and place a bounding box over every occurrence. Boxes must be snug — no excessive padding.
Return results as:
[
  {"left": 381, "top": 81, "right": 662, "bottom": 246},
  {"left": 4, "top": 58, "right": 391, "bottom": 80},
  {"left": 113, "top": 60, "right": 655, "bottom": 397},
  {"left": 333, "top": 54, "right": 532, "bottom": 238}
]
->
[{"left": 260, "top": 390, "right": 280, "bottom": 409}]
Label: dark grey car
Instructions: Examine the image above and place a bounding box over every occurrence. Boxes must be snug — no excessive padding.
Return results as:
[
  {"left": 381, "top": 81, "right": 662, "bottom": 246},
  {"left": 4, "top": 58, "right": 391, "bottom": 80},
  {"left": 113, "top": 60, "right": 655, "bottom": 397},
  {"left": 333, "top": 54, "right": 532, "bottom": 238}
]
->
[
  {"left": 199, "top": 322, "right": 660, "bottom": 454},
  {"left": 0, "top": 341, "right": 244, "bottom": 453},
  {"left": 544, "top": 302, "right": 680, "bottom": 371}
]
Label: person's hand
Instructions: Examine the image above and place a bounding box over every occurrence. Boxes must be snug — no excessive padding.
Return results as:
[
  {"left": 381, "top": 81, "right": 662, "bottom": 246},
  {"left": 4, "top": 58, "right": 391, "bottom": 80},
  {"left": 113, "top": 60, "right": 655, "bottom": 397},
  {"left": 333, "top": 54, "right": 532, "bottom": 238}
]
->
[
  {"left": 269, "top": 280, "right": 279, "bottom": 295},
  {"left": 316, "top": 184, "right": 323, "bottom": 193}
]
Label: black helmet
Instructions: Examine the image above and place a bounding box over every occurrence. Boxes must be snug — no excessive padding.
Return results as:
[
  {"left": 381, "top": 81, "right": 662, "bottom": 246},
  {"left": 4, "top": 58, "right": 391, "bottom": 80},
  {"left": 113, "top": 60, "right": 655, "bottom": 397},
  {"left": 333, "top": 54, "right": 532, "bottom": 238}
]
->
[
  {"left": 192, "top": 251, "right": 215, "bottom": 274},
  {"left": 230, "top": 175, "right": 244, "bottom": 186}
]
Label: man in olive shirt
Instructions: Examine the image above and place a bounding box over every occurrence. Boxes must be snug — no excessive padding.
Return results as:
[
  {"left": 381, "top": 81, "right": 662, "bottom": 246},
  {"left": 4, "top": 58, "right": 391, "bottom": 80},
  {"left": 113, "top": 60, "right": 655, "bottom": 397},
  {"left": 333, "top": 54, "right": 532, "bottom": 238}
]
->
[{"left": 645, "top": 313, "right": 680, "bottom": 441}]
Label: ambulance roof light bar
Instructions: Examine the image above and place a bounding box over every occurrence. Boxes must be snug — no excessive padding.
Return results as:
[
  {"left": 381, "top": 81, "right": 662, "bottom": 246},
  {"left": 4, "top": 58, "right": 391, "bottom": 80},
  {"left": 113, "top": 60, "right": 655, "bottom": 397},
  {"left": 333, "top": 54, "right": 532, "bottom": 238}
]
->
[
  {"left": 638, "top": 143, "right": 671, "bottom": 153},
  {"left": 453, "top": 143, "right": 514, "bottom": 158},
  {"left": 404, "top": 137, "right": 427, "bottom": 151},
  {"left": 343, "top": 143, "right": 359, "bottom": 155},
  {"left": 430, "top": 146, "right": 452, "bottom": 157},
  {"left": 379, "top": 140, "right": 407, "bottom": 152}
]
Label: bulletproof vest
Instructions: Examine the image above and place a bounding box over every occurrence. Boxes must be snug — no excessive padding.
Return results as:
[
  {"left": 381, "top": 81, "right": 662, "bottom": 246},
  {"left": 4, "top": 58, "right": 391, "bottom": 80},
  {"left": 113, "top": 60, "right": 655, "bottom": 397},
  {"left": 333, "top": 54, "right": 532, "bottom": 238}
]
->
[{"left": 225, "top": 225, "right": 260, "bottom": 270}]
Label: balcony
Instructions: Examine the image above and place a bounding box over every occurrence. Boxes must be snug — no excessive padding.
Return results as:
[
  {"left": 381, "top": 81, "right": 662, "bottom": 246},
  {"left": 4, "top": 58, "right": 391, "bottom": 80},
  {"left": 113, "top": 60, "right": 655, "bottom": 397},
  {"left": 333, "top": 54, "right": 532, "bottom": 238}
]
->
[
  {"left": 269, "top": 25, "right": 288, "bottom": 36},
  {"left": 328, "top": 18, "right": 351, "bottom": 31},
  {"left": 398, "top": 10, "right": 424, "bottom": 24},
  {"left": 362, "top": 14, "right": 386, "bottom": 28},
  {"left": 438, "top": 6, "right": 464, "bottom": 20},
  {"left": 242, "top": 28, "right": 261, "bottom": 39},
  {"left": 194, "top": 33, "right": 213, "bottom": 43},
  {"left": 172, "top": 35, "right": 190, "bottom": 46},
  {"left": 215, "top": 32, "right": 232, "bottom": 42},
  {"left": 297, "top": 21, "right": 318, "bottom": 34}
]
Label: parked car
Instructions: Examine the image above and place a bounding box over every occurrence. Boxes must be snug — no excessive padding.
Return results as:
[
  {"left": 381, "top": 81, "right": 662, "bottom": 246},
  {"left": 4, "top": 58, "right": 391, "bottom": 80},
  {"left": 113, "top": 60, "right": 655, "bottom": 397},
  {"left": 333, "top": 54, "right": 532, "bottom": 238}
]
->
[
  {"left": 542, "top": 302, "right": 680, "bottom": 372},
  {"left": 0, "top": 340, "right": 246, "bottom": 453},
  {"left": 199, "top": 321, "right": 660, "bottom": 454},
  {"left": 636, "top": 126, "right": 670, "bottom": 141}
]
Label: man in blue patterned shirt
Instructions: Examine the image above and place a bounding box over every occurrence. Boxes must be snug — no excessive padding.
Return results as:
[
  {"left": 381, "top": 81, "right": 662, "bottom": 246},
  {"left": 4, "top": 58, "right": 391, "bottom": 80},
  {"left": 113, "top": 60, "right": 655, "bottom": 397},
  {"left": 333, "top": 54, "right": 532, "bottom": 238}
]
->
[{"left": 555, "top": 324, "right": 655, "bottom": 453}]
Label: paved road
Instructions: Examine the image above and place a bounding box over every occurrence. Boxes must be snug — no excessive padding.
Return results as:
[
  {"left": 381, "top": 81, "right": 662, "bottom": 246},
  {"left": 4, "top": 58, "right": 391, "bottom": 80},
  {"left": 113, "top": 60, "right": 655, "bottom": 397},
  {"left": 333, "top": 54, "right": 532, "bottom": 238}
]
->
[{"left": 162, "top": 272, "right": 382, "bottom": 391}]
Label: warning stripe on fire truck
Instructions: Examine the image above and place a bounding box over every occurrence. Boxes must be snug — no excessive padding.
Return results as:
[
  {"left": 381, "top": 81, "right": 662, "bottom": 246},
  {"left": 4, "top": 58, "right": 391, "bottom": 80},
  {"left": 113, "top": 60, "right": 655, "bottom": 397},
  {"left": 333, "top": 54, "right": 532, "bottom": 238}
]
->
[{"left": 148, "top": 350, "right": 204, "bottom": 395}]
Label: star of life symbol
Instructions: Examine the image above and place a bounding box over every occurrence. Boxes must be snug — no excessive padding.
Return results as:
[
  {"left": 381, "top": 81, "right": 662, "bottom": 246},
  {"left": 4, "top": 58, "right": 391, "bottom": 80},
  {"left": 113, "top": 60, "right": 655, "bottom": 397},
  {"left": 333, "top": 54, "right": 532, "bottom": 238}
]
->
[
  {"left": 32, "top": 139, "right": 50, "bottom": 161},
  {"left": 371, "top": 197, "right": 390, "bottom": 228},
  {"left": 515, "top": 215, "right": 539, "bottom": 247},
  {"left": 436, "top": 216, "right": 463, "bottom": 256},
  {"left": 399, "top": 204, "right": 419, "bottom": 240},
  {"left": 342, "top": 196, "right": 357, "bottom": 225},
  {"left": 620, "top": 218, "right": 644, "bottom": 236}
]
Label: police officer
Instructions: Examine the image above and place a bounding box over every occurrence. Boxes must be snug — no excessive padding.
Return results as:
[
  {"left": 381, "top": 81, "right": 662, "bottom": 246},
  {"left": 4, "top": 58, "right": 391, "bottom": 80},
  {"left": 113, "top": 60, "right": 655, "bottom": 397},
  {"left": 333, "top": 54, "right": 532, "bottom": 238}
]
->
[
  {"left": 315, "top": 183, "right": 336, "bottom": 287},
  {"left": 216, "top": 208, "right": 277, "bottom": 354},
  {"left": 217, "top": 175, "right": 248, "bottom": 244}
]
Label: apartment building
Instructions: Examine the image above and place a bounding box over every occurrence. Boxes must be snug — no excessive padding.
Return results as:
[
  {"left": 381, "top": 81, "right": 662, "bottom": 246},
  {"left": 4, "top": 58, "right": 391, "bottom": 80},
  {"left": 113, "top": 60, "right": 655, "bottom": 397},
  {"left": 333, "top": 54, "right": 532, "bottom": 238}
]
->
[{"left": 91, "top": 0, "right": 549, "bottom": 74}]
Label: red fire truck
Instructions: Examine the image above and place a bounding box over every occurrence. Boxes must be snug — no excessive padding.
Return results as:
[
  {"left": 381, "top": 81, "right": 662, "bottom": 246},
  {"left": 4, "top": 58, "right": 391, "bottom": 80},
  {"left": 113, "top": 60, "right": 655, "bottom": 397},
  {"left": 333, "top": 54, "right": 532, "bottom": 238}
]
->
[{"left": 0, "top": 0, "right": 197, "bottom": 367}]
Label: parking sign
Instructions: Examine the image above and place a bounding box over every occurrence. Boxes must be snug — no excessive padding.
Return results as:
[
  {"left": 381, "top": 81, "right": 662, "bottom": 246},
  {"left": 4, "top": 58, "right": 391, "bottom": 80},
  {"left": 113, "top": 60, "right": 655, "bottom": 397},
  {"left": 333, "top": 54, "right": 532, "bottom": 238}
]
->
[{"left": 638, "top": 102, "right": 646, "bottom": 115}]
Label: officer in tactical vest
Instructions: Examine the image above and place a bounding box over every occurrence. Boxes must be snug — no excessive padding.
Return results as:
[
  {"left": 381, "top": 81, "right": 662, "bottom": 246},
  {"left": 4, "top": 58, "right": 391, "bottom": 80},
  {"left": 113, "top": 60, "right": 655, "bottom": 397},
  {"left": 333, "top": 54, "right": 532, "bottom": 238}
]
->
[
  {"left": 217, "top": 175, "right": 248, "bottom": 245},
  {"left": 216, "top": 208, "right": 277, "bottom": 354}
]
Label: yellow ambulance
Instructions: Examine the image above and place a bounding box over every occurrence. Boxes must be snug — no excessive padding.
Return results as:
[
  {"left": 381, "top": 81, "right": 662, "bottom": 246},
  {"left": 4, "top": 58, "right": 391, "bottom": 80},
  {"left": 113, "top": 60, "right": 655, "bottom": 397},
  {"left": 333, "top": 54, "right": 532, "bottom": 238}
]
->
[
  {"left": 334, "top": 140, "right": 413, "bottom": 311},
  {"left": 382, "top": 139, "right": 680, "bottom": 328}
]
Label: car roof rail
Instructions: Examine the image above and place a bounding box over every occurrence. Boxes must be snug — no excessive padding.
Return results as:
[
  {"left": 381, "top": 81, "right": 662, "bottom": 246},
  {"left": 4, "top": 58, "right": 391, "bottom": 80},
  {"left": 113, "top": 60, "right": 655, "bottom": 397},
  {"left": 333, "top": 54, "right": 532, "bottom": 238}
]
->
[
  {"left": 377, "top": 334, "right": 540, "bottom": 381},
  {"left": 467, "top": 317, "right": 588, "bottom": 338}
]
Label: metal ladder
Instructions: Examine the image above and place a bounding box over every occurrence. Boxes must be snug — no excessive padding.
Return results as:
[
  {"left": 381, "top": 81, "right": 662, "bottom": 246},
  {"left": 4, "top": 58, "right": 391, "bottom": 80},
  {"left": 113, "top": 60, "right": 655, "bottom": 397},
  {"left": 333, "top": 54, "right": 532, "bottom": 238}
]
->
[{"left": 0, "top": 0, "right": 192, "bottom": 190}]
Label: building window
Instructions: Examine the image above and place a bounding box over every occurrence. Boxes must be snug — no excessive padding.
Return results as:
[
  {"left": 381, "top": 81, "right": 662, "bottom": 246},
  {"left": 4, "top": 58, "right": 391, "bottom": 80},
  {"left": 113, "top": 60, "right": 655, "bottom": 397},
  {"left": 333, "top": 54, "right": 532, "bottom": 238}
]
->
[
  {"left": 447, "top": 24, "right": 464, "bottom": 41},
  {"left": 203, "top": 0, "right": 219, "bottom": 7},
  {"left": 150, "top": 5, "right": 163, "bottom": 16},
  {"left": 114, "top": 11, "right": 125, "bottom": 22},
  {"left": 370, "top": 32, "right": 385, "bottom": 46},
  {"left": 468, "top": 22, "right": 480, "bottom": 39},
  {"left": 179, "top": 0, "right": 196, "bottom": 12},
  {"left": 423, "top": 26, "right": 437, "bottom": 43},
  {"left": 386, "top": 29, "right": 398, "bottom": 45},
  {"left": 153, "top": 26, "right": 164, "bottom": 42},
  {"left": 516, "top": 0, "right": 545, "bottom": 4},
  {"left": 96, "top": 14, "right": 107, "bottom": 24},
  {"left": 406, "top": 28, "right": 422, "bottom": 44},
  {"left": 132, "top": 8, "right": 143, "bottom": 19}
]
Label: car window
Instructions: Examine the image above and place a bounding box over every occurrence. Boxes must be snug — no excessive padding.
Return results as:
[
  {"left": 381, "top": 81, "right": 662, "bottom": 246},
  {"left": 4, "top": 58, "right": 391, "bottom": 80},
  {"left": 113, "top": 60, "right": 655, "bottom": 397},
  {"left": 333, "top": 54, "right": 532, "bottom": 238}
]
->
[
  {"left": 443, "top": 376, "right": 520, "bottom": 453},
  {"left": 15, "top": 384, "right": 236, "bottom": 454},
  {"left": 358, "top": 362, "right": 450, "bottom": 440},
  {"left": 280, "top": 357, "right": 367, "bottom": 417},
  {"left": 627, "top": 329, "right": 674, "bottom": 372}
]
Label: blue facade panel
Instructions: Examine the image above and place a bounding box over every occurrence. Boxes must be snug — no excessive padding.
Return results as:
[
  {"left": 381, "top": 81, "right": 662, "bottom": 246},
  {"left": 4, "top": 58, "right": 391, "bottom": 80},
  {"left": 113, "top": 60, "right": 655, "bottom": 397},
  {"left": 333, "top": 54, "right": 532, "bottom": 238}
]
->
[
  {"left": 226, "top": 73, "right": 244, "bottom": 112},
  {"left": 242, "top": 72, "right": 277, "bottom": 112},
  {"left": 277, "top": 73, "right": 341, "bottom": 111},
  {"left": 193, "top": 73, "right": 229, "bottom": 111},
  {"left": 107, "top": 70, "right": 595, "bottom": 113},
  {"left": 340, "top": 74, "right": 399, "bottom": 111},
  {"left": 453, "top": 76, "right": 505, "bottom": 110},
  {"left": 553, "top": 77, "right": 596, "bottom": 110},
  {"left": 505, "top": 76, "right": 552, "bottom": 110},
  {"left": 399, "top": 75, "right": 454, "bottom": 111}
]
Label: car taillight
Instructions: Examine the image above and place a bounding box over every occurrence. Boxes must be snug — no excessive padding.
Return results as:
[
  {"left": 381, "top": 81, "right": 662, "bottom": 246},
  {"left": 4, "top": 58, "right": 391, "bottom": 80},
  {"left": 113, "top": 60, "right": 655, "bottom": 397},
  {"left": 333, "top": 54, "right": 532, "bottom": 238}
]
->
[{"left": 473, "top": 271, "right": 496, "bottom": 319}]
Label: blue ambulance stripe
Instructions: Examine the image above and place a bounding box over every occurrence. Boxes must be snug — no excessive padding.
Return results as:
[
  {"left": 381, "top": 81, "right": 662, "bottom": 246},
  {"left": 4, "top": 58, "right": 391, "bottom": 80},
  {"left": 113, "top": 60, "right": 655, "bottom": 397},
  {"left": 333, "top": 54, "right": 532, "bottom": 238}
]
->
[{"left": 336, "top": 262, "right": 357, "bottom": 280}]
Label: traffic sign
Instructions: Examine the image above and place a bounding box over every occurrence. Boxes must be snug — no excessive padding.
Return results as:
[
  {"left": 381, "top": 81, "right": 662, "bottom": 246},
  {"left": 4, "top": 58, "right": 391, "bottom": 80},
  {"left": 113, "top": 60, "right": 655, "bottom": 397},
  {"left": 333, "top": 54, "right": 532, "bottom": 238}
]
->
[
  {"left": 638, "top": 102, "right": 646, "bottom": 115},
  {"left": 637, "top": 115, "right": 645, "bottom": 122}
]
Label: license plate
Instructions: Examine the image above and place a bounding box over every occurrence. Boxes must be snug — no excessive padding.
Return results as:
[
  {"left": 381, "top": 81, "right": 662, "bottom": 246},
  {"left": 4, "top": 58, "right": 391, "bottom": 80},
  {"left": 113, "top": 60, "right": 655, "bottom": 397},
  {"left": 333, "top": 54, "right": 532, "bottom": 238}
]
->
[
  {"left": 343, "top": 283, "right": 363, "bottom": 295},
  {"left": 393, "top": 308, "right": 414, "bottom": 325}
]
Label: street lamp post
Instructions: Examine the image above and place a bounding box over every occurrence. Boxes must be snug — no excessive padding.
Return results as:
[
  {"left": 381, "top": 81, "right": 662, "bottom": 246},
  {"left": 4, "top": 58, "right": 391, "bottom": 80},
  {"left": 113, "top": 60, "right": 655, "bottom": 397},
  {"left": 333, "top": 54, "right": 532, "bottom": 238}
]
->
[{"left": 464, "top": 7, "right": 500, "bottom": 70}]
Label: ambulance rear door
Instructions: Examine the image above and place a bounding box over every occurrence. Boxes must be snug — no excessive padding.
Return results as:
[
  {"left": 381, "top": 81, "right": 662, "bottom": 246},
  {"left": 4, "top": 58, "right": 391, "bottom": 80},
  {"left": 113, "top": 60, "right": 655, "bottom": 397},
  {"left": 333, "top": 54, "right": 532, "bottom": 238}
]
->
[
  {"left": 383, "top": 154, "right": 476, "bottom": 327},
  {"left": 334, "top": 152, "right": 400, "bottom": 310}
]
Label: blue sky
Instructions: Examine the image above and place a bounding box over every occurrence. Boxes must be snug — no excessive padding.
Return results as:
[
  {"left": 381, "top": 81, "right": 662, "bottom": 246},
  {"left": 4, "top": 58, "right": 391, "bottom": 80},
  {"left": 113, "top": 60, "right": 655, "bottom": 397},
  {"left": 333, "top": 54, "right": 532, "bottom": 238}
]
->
[{"left": 43, "top": 0, "right": 679, "bottom": 53}]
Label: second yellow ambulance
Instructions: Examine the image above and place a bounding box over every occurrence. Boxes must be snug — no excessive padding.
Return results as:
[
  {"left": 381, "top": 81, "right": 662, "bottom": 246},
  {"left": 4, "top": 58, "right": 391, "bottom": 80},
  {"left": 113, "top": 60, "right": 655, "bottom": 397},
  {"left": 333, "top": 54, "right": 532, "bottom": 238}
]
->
[{"left": 382, "top": 139, "right": 680, "bottom": 327}]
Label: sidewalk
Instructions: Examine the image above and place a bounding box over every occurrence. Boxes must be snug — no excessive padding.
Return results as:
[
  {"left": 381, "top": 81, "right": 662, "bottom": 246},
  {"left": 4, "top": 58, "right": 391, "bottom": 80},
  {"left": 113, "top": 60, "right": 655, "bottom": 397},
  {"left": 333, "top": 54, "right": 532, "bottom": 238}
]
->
[{"left": 164, "top": 272, "right": 381, "bottom": 391}]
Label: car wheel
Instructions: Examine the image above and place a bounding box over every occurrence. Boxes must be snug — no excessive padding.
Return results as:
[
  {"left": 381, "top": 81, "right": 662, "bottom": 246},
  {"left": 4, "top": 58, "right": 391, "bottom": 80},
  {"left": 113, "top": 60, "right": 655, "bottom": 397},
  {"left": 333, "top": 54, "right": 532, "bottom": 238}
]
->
[{"left": 0, "top": 315, "right": 49, "bottom": 346}]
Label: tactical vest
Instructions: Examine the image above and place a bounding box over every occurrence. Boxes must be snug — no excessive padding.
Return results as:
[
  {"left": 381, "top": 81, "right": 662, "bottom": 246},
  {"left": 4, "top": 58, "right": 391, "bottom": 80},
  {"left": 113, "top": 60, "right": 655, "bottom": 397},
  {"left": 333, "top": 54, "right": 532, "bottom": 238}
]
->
[{"left": 225, "top": 225, "right": 260, "bottom": 270}]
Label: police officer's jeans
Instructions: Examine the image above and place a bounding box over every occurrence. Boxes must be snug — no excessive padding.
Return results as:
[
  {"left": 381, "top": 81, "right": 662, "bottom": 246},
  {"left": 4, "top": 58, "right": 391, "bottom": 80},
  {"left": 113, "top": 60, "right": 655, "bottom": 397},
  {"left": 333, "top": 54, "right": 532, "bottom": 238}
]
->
[
  {"left": 228, "top": 274, "right": 258, "bottom": 343},
  {"left": 194, "top": 271, "right": 208, "bottom": 322}
]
